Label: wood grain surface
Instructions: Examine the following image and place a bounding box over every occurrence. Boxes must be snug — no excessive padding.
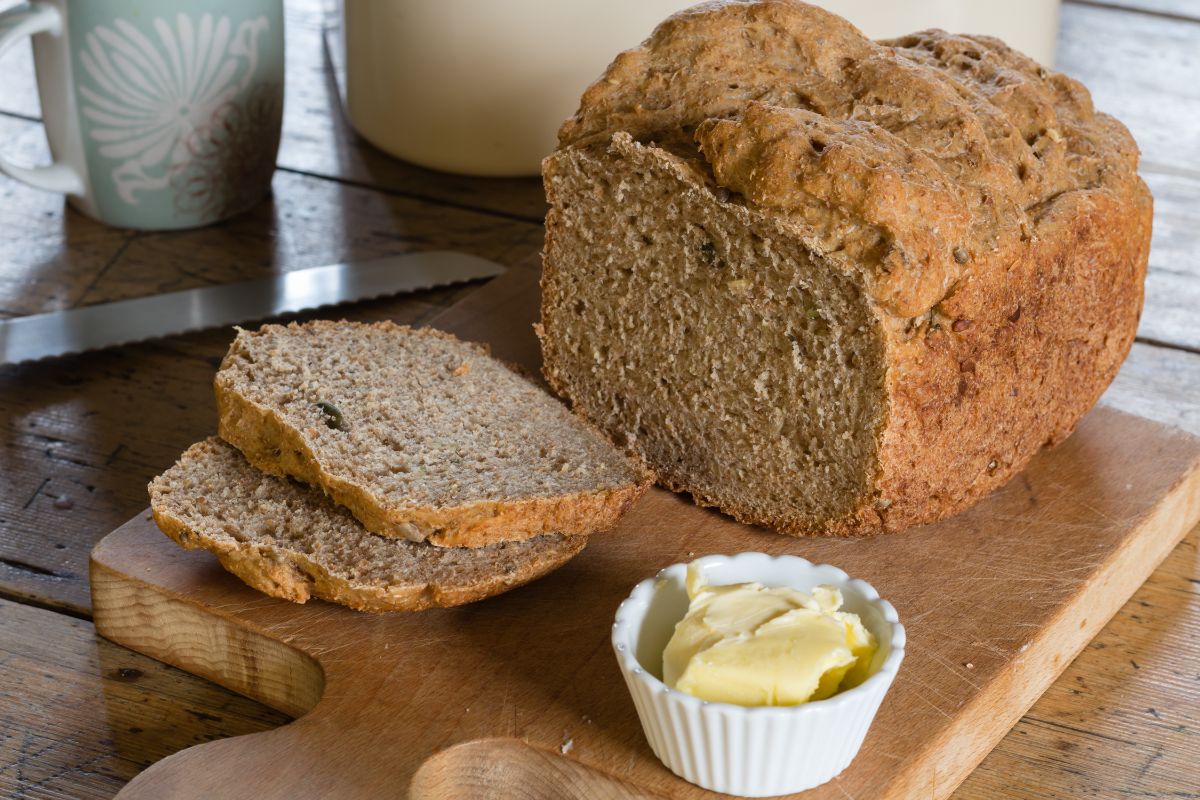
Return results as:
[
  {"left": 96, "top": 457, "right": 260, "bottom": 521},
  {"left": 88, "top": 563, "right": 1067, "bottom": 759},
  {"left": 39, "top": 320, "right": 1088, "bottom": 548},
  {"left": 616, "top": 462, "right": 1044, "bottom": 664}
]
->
[
  {"left": 1078, "top": 0, "right": 1200, "bottom": 20},
  {"left": 89, "top": 265, "right": 1200, "bottom": 799},
  {"left": 4, "top": 524, "right": 1194, "bottom": 800},
  {"left": 0, "top": 598, "right": 289, "bottom": 800},
  {"left": 0, "top": 0, "right": 1198, "bottom": 797},
  {"left": 1058, "top": 3, "right": 1200, "bottom": 175}
]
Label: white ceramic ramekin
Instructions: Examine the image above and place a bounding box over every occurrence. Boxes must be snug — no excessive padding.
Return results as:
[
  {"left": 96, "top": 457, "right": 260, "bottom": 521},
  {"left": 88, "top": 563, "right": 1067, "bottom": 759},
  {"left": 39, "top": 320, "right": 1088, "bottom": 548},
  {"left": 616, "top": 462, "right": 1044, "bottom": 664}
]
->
[{"left": 612, "top": 552, "right": 905, "bottom": 797}]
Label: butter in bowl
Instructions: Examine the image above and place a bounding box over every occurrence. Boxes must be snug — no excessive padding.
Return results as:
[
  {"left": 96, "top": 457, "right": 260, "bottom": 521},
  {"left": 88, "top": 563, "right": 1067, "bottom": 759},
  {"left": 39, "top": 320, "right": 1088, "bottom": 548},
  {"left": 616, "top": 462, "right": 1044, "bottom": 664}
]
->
[{"left": 612, "top": 553, "right": 905, "bottom": 796}]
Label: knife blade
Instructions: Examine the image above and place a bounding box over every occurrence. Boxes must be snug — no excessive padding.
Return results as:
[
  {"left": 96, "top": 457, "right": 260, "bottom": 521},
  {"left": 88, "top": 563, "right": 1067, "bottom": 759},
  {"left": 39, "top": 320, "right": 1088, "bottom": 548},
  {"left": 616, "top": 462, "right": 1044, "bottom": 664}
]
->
[{"left": 0, "top": 251, "right": 505, "bottom": 365}]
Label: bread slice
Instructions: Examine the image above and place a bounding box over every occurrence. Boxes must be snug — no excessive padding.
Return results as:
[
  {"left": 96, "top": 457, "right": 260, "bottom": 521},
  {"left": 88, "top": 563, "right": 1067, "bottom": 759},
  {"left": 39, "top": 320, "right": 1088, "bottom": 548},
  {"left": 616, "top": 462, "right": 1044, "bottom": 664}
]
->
[
  {"left": 540, "top": 1, "right": 1150, "bottom": 535},
  {"left": 149, "top": 438, "right": 587, "bottom": 612},
  {"left": 214, "top": 321, "right": 650, "bottom": 548}
]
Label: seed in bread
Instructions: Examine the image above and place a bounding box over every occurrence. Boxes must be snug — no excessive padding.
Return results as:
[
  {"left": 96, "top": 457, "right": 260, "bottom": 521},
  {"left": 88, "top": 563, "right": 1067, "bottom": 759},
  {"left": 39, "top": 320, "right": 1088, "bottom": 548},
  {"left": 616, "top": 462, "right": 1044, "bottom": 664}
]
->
[
  {"left": 539, "top": 0, "right": 1151, "bottom": 535},
  {"left": 215, "top": 321, "right": 651, "bottom": 547},
  {"left": 149, "top": 438, "right": 587, "bottom": 612}
]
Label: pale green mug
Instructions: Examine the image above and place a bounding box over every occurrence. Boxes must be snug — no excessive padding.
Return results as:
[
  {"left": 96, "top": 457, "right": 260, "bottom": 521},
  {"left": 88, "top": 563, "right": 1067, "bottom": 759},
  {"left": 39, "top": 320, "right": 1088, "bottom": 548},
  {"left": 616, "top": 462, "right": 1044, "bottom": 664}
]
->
[{"left": 0, "top": 0, "right": 284, "bottom": 230}]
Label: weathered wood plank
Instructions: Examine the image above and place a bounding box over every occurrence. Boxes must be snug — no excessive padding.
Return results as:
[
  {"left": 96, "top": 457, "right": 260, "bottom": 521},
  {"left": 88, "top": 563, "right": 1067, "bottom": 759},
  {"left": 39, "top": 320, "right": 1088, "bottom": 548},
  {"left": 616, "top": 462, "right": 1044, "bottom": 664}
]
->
[
  {"left": 74, "top": 172, "right": 543, "bottom": 306},
  {"left": 1101, "top": 341, "right": 1200, "bottom": 435},
  {"left": 0, "top": 115, "right": 543, "bottom": 316},
  {"left": 1138, "top": 169, "right": 1200, "bottom": 352},
  {"left": 0, "top": 116, "right": 131, "bottom": 317},
  {"left": 1066, "top": 0, "right": 1200, "bottom": 22},
  {"left": 1057, "top": 3, "right": 1200, "bottom": 174},
  {"left": 956, "top": 522, "right": 1200, "bottom": 798},
  {"left": 0, "top": 285, "right": 504, "bottom": 615},
  {"left": 0, "top": 0, "right": 37, "bottom": 118},
  {"left": 0, "top": 597, "right": 289, "bottom": 800}
]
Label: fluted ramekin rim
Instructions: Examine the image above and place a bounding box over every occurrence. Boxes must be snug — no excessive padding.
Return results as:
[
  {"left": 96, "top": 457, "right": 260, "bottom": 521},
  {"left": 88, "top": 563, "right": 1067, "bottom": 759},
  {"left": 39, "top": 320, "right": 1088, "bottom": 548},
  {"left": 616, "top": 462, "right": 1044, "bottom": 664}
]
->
[{"left": 612, "top": 551, "right": 906, "bottom": 717}]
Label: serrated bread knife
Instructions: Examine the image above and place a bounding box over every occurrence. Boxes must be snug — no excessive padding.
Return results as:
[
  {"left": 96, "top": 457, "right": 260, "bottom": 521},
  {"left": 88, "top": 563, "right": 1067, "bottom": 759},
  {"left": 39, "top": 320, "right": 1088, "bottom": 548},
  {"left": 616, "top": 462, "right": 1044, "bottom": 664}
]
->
[{"left": 0, "top": 251, "right": 505, "bottom": 365}]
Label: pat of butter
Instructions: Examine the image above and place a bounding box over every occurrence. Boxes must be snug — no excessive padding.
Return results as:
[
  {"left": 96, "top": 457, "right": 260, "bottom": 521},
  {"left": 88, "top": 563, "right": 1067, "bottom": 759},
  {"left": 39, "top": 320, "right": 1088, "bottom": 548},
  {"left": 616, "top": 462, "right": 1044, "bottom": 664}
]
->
[{"left": 662, "top": 565, "right": 877, "bottom": 706}]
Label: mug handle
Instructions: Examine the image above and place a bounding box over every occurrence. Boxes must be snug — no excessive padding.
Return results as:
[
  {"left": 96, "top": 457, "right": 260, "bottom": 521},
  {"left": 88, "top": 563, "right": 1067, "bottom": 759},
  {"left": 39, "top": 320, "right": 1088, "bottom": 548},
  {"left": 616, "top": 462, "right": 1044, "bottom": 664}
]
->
[{"left": 0, "top": 1, "right": 84, "bottom": 194}]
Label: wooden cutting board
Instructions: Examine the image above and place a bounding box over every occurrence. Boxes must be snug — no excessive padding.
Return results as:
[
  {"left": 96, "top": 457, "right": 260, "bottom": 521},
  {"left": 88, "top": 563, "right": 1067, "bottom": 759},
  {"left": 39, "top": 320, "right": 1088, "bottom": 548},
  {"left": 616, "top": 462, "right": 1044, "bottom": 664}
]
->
[{"left": 91, "top": 263, "right": 1200, "bottom": 799}]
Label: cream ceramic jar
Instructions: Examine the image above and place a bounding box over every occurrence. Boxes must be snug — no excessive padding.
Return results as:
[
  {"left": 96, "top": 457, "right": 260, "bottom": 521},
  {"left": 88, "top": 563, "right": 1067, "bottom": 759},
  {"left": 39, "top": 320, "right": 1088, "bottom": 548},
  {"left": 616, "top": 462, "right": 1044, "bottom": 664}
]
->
[
  {"left": 820, "top": 0, "right": 1060, "bottom": 64},
  {"left": 341, "top": 0, "right": 693, "bottom": 177},
  {"left": 342, "top": 0, "right": 1061, "bottom": 177}
]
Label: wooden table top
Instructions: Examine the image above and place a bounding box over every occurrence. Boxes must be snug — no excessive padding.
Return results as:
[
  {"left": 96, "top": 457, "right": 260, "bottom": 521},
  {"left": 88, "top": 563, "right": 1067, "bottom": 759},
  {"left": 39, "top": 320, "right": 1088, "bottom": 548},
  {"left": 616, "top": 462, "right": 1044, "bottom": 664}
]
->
[{"left": 1, "top": 1, "right": 1197, "bottom": 797}]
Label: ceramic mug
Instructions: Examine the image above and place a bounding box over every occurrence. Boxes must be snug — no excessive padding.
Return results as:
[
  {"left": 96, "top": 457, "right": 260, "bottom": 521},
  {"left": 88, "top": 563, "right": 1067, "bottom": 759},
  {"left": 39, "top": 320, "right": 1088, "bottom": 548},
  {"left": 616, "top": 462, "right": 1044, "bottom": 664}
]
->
[{"left": 0, "top": 0, "right": 284, "bottom": 230}]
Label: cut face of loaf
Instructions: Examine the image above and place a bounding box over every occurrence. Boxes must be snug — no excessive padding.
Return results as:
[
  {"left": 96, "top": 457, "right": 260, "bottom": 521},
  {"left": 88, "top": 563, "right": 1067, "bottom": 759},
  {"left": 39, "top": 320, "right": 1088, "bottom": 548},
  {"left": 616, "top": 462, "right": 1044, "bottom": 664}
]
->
[
  {"left": 149, "top": 438, "right": 586, "bottom": 612},
  {"left": 542, "top": 138, "right": 887, "bottom": 532},
  {"left": 215, "top": 321, "right": 651, "bottom": 548},
  {"left": 540, "top": 0, "right": 1151, "bottom": 535}
]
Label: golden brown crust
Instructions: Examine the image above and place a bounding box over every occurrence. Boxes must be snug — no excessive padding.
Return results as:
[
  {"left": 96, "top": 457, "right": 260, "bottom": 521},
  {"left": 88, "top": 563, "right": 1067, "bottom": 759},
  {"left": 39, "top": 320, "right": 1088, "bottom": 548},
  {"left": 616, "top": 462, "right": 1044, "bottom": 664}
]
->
[
  {"left": 862, "top": 185, "right": 1151, "bottom": 534},
  {"left": 542, "top": 0, "right": 1152, "bottom": 536},
  {"left": 214, "top": 322, "right": 652, "bottom": 549},
  {"left": 695, "top": 103, "right": 970, "bottom": 317},
  {"left": 559, "top": 0, "right": 1143, "bottom": 321},
  {"left": 151, "top": 486, "right": 588, "bottom": 613},
  {"left": 216, "top": 378, "right": 648, "bottom": 548}
]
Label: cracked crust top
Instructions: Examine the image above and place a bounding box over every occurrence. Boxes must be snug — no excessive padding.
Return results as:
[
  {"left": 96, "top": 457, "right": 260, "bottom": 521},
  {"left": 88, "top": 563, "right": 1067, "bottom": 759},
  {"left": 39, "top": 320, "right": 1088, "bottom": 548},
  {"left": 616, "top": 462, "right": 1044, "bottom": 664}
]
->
[{"left": 558, "top": 0, "right": 1145, "bottom": 318}]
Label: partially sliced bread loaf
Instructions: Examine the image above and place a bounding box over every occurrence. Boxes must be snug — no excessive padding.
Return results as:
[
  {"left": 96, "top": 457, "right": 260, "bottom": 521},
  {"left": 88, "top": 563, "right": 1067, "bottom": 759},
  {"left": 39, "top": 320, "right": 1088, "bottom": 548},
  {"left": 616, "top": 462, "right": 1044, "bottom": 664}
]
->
[
  {"left": 214, "top": 321, "right": 650, "bottom": 548},
  {"left": 149, "top": 438, "right": 587, "bottom": 612},
  {"left": 540, "top": 0, "right": 1150, "bottom": 535}
]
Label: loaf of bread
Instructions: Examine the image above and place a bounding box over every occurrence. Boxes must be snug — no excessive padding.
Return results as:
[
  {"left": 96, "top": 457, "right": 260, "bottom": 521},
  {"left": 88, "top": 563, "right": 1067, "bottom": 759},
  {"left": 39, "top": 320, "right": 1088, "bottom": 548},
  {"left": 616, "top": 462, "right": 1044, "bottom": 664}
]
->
[
  {"left": 540, "top": 0, "right": 1151, "bottom": 535},
  {"left": 216, "top": 321, "right": 650, "bottom": 547},
  {"left": 149, "top": 438, "right": 587, "bottom": 612}
]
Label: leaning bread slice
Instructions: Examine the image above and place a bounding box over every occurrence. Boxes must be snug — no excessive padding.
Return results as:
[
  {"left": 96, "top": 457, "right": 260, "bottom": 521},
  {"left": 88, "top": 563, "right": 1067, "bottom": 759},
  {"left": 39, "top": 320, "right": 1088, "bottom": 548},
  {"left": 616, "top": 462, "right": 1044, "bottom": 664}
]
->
[
  {"left": 215, "top": 321, "right": 650, "bottom": 548},
  {"left": 149, "top": 438, "right": 587, "bottom": 612}
]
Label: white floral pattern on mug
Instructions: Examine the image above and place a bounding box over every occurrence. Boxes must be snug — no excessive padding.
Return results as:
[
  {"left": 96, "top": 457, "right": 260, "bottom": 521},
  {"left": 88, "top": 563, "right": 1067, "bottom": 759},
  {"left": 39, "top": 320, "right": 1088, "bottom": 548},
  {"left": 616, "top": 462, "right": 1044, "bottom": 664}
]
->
[{"left": 78, "top": 12, "right": 273, "bottom": 206}]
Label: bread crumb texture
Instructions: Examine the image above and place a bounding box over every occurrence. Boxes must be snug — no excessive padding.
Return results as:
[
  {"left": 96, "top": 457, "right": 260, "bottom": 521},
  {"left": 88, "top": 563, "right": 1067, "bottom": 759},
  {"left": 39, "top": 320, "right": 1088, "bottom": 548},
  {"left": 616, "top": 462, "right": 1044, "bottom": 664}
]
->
[
  {"left": 149, "top": 438, "right": 587, "bottom": 612},
  {"left": 215, "top": 321, "right": 650, "bottom": 547},
  {"left": 541, "top": 0, "right": 1150, "bottom": 535}
]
